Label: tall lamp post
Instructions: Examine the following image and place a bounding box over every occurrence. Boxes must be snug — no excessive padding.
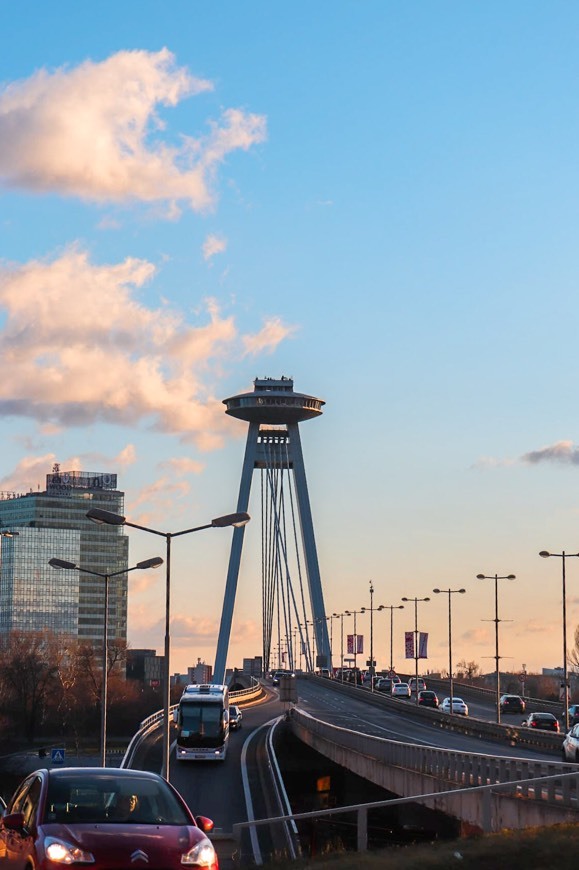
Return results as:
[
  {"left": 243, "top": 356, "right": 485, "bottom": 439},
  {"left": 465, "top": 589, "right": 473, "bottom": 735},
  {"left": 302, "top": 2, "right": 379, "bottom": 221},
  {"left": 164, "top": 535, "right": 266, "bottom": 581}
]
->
[
  {"left": 49, "top": 555, "right": 163, "bottom": 766},
  {"left": 86, "top": 507, "right": 250, "bottom": 780},
  {"left": 333, "top": 612, "right": 345, "bottom": 682},
  {"left": 476, "top": 572, "right": 515, "bottom": 724},
  {"left": 433, "top": 587, "right": 466, "bottom": 714},
  {"left": 361, "top": 581, "right": 384, "bottom": 692},
  {"left": 345, "top": 609, "right": 363, "bottom": 684},
  {"left": 401, "top": 596, "right": 430, "bottom": 705},
  {"left": 382, "top": 604, "right": 404, "bottom": 674},
  {"left": 539, "top": 550, "right": 579, "bottom": 732}
]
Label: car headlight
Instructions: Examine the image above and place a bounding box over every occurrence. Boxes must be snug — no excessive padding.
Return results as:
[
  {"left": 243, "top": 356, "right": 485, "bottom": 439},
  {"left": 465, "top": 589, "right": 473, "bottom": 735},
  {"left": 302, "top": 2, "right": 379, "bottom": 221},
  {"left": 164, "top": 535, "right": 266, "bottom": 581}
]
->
[
  {"left": 181, "top": 836, "right": 216, "bottom": 866},
  {"left": 45, "top": 837, "right": 95, "bottom": 864}
]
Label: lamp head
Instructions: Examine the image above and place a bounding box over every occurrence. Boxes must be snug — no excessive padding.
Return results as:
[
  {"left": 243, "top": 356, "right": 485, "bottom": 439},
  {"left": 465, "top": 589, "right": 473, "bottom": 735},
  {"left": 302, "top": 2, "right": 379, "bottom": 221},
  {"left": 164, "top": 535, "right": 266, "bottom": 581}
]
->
[
  {"left": 433, "top": 588, "right": 441, "bottom": 594},
  {"left": 539, "top": 551, "right": 550, "bottom": 558},
  {"left": 86, "top": 507, "right": 126, "bottom": 526},
  {"left": 49, "top": 557, "right": 77, "bottom": 570},
  {"left": 458, "top": 588, "right": 466, "bottom": 594},
  {"left": 136, "top": 557, "right": 164, "bottom": 570},
  {"left": 211, "top": 512, "right": 250, "bottom": 528},
  {"left": 401, "top": 597, "right": 408, "bottom": 602},
  {"left": 507, "top": 574, "right": 516, "bottom": 580},
  {"left": 476, "top": 574, "right": 485, "bottom": 580}
]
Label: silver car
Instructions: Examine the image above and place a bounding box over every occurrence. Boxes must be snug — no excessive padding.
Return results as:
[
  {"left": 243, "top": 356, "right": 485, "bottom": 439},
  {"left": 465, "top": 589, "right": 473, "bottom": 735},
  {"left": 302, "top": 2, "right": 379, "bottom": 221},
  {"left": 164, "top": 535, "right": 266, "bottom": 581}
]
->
[{"left": 562, "top": 723, "right": 579, "bottom": 762}]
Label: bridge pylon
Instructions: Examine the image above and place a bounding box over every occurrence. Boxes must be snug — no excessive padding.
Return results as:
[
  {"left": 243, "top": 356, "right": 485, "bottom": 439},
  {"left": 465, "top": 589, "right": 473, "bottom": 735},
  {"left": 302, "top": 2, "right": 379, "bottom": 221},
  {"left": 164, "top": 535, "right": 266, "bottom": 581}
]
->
[{"left": 213, "top": 377, "right": 330, "bottom": 682}]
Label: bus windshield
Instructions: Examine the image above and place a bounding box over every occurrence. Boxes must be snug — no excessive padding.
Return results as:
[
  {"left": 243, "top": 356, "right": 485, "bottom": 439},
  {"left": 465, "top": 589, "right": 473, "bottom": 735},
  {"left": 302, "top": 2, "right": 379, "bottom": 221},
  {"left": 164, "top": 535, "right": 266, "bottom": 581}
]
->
[{"left": 178, "top": 702, "right": 223, "bottom": 745}]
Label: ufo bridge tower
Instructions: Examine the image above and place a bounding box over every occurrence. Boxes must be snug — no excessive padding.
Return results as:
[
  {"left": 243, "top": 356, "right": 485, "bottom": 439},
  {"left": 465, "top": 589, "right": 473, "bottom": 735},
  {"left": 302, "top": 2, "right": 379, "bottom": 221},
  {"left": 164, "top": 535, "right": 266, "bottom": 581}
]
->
[{"left": 213, "top": 377, "right": 330, "bottom": 682}]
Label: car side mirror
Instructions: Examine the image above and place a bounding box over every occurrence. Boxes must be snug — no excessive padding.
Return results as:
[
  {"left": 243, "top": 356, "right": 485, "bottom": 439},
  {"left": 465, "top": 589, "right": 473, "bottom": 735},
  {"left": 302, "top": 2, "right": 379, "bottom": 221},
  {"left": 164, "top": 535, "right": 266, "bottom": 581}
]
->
[
  {"left": 1, "top": 812, "right": 25, "bottom": 831},
  {"left": 195, "top": 815, "right": 214, "bottom": 834}
]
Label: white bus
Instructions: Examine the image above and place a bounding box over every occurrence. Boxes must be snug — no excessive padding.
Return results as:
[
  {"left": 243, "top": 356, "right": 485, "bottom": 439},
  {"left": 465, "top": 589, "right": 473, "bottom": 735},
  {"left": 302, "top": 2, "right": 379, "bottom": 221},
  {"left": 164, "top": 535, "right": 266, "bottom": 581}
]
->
[{"left": 174, "top": 684, "right": 230, "bottom": 761}]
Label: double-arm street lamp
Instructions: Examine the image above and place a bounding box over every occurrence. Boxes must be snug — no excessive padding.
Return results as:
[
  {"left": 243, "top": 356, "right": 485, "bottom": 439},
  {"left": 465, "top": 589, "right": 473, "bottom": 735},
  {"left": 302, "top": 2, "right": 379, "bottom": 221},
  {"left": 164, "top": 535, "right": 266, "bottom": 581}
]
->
[
  {"left": 401, "top": 596, "right": 430, "bottom": 705},
  {"left": 539, "top": 550, "right": 579, "bottom": 732},
  {"left": 381, "top": 604, "right": 404, "bottom": 674},
  {"left": 476, "top": 572, "right": 515, "bottom": 724},
  {"left": 49, "top": 555, "right": 163, "bottom": 767},
  {"left": 345, "top": 609, "right": 363, "bottom": 683},
  {"left": 332, "top": 612, "right": 346, "bottom": 682},
  {"left": 86, "top": 507, "right": 250, "bottom": 780},
  {"left": 361, "top": 581, "right": 384, "bottom": 692},
  {"left": 433, "top": 587, "right": 466, "bottom": 714}
]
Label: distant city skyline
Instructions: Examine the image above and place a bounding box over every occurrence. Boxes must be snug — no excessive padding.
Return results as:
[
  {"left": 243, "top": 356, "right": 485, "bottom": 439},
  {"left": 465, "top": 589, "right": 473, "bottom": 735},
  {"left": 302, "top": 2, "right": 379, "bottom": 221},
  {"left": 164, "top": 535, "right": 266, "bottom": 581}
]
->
[{"left": 2, "top": 3, "right": 579, "bottom": 676}]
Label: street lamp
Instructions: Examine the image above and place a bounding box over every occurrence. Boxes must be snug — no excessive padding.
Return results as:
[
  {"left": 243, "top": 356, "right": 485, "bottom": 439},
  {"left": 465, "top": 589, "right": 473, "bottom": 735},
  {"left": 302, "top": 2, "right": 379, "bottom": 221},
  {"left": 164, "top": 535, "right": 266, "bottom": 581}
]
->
[
  {"left": 401, "top": 596, "right": 430, "bottom": 705},
  {"left": 86, "top": 506, "right": 250, "bottom": 780},
  {"left": 345, "top": 609, "right": 363, "bottom": 684},
  {"left": 333, "top": 612, "right": 346, "bottom": 682},
  {"left": 381, "top": 604, "right": 404, "bottom": 674},
  {"left": 539, "top": 550, "right": 579, "bottom": 732},
  {"left": 433, "top": 587, "right": 466, "bottom": 714},
  {"left": 361, "top": 581, "right": 383, "bottom": 692},
  {"left": 476, "top": 572, "right": 515, "bottom": 723},
  {"left": 49, "top": 555, "right": 163, "bottom": 766}
]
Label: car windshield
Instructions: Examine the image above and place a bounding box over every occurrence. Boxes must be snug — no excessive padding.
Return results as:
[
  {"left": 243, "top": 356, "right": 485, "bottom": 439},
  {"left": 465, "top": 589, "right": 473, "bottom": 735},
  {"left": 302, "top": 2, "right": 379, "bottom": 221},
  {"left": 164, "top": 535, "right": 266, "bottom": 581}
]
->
[{"left": 45, "top": 772, "right": 191, "bottom": 825}]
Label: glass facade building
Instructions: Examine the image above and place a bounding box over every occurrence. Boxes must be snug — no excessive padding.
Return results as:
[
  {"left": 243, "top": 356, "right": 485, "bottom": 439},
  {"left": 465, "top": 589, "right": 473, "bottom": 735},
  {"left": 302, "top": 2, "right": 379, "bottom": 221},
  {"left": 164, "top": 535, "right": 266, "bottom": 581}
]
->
[{"left": 0, "top": 469, "right": 128, "bottom": 645}]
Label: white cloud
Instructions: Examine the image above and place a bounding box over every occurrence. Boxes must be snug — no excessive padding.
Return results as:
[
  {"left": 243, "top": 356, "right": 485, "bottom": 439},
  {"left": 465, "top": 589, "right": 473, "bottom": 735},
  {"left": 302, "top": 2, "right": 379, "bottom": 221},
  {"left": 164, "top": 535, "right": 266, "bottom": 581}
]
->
[
  {"left": 202, "top": 234, "right": 227, "bottom": 261},
  {"left": 0, "top": 49, "right": 266, "bottom": 212},
  {"left": 0, "top": 248, "right": 295, "bottom": 446},
  {"left": 243, "top": 317, "right": 298, "bottom": 356}
]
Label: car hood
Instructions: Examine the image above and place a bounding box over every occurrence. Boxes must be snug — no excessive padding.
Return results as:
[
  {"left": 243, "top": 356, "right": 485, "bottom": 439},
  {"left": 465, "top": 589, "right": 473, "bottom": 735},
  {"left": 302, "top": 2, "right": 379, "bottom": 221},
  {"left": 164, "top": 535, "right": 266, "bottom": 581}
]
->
[{"left": 42, "top": 822, "right": 206, "bottom": 863}]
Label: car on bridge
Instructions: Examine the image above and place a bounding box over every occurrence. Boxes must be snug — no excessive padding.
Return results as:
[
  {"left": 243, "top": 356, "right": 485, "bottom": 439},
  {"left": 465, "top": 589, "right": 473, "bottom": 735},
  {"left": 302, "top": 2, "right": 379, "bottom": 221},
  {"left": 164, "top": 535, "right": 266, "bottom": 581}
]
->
[
  {"left": 417, "top": 690, "right": 439, "bottom": 708},
  {"left": 441, "top": 697, "right": 469, "bottom": 715},
  {"left": 567, "top": 704, "right": 579, "bottom": 727},
  {"left": 562, "top": 723, "right": 579, "bottom": 762},
  {"left": 0, "top": 767, "right": 219, "bottom": 869},
  {"left": 229, "top": 705, "right": 243, "bottom": 730},
  {"left": 408, "top": 677, "right": 426, "bottom": 693},
  {"left": 391, "top": 682, "right": 411, "bottom": 698},
  {"left": 521, "top": 712, "right": 560, "bottom": 732},
  {"left": 499, "top": 694, "right": 526, "bottom": 714}
]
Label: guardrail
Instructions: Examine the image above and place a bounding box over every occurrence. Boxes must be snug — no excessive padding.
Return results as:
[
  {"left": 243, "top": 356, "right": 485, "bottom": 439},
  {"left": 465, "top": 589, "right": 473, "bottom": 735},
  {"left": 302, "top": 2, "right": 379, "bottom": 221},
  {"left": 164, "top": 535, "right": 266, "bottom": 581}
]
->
[
  {"left": 303, "top": 674, "right": 564, "bottom": 753},
  {"left": 400, "top": 674, "right": 564, "bottom": 716}
]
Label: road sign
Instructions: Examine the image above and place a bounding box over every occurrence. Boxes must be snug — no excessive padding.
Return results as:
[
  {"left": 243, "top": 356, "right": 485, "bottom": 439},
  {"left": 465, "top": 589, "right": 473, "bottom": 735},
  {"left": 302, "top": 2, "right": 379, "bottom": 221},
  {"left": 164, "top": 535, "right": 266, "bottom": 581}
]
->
[
  {"left": 519, "top": 673, "right": 526, "bottom": 683},
  {"left": 51, "top": 748, "right": 65, "bottom": 765}
]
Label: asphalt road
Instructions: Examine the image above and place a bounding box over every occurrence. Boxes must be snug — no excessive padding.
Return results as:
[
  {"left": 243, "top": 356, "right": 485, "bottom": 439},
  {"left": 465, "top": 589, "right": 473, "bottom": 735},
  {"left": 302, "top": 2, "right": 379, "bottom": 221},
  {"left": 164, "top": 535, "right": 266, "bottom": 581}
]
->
[{"left": 294, "top": 679, "right": 559, "bottom": 762}]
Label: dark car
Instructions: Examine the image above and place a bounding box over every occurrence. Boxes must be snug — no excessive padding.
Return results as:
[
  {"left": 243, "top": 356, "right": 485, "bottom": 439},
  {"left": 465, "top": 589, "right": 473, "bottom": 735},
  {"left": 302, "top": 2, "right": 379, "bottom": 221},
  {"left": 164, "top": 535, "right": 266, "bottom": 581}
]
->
[
  {"left": 0, "top": 767, "right": 219, "bottom": 869},
  {"left": 500, "top": 694, "right": 526, "bottom": 714},
  {"left": 229, "top": 704, "right": 243, "bottom": 730},
  {"left": 521, "top": 712, "right": 560, "bottom": 732},
  {"left": 567, "top": 704, "right": 579, "bottom": 727},
  {"left": 417, "top": 690, "right": 439, "bottom": 708}
]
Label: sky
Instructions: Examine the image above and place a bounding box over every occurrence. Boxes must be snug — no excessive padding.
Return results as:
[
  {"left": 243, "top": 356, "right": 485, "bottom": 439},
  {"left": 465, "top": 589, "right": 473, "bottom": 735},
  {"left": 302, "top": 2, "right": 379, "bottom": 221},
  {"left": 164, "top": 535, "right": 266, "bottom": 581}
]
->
[{"left": 2, "top": 1, "right": 579, "bottom": 678}]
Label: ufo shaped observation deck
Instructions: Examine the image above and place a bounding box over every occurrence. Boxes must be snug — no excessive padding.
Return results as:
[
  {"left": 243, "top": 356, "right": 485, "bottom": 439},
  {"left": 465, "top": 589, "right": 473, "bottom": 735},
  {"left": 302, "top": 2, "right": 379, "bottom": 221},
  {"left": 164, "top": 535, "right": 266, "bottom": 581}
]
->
[{"left": 223, "top": 377, "right": 325, "bottom": 425}]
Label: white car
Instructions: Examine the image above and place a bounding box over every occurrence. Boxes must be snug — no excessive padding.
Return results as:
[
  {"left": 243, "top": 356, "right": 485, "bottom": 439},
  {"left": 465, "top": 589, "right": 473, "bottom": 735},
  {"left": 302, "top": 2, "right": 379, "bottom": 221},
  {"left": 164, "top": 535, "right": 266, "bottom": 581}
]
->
[
  {"left": 391, "top": 682, "right": 411, "bottom": 698},
  {"left": 441, "top": 696, "right": 469, "bottom": 715},
  {"left": 562, "top": 723, "right": 579, "bottom": 762}
]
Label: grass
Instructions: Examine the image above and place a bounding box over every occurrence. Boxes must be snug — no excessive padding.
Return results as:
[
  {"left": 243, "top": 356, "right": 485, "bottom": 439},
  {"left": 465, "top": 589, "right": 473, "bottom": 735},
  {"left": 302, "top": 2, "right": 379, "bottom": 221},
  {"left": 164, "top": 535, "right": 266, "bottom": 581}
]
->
[{"left": 260, "top": 825, "right": 579, "bottom": 869}]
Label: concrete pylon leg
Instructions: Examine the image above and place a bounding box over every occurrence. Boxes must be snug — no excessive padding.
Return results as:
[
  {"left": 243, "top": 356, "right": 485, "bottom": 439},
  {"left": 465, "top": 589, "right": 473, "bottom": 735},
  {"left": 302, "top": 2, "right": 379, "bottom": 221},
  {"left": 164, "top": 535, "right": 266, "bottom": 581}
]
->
[{"left": 213, "top": 423, "right": 259, "bottom": 683}]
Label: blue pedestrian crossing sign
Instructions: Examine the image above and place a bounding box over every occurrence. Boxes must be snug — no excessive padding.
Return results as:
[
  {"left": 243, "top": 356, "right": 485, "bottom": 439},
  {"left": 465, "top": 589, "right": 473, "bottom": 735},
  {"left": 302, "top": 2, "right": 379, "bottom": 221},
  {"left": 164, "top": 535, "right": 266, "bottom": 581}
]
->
[{"left": 51, "top": 748, "right": 65, "bottom": 765}]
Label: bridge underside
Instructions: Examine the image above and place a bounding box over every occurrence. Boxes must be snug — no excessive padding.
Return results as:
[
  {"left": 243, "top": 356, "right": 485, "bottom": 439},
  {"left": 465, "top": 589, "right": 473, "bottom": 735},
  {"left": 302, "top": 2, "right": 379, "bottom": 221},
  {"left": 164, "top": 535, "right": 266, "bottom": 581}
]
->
[{"left": 289, "top": 710, "right": 579, "bottom": 834}]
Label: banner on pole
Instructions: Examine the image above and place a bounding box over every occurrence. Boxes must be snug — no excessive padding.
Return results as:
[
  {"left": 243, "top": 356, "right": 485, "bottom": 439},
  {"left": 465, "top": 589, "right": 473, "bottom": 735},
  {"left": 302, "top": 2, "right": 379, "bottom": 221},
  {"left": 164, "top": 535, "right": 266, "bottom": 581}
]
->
[
  {"left": 347, "top": 634, "right": 354, "bottom": 654},
  {"left": 404, "top": 631, "right": 414, "bottom": 659},
  {"left": 419, "top": 632, "right": 428, "bottom": 659},
  {"left": 356, "top": 635, "right": 364, "bottom": 654}
]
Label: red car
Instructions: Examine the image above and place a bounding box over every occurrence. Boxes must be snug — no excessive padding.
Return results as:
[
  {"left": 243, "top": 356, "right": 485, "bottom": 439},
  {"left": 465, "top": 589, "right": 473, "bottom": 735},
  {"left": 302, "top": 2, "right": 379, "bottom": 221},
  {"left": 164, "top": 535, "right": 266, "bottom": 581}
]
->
[{"left": 0, "top": 767, "right": 219, "bottom": 868}]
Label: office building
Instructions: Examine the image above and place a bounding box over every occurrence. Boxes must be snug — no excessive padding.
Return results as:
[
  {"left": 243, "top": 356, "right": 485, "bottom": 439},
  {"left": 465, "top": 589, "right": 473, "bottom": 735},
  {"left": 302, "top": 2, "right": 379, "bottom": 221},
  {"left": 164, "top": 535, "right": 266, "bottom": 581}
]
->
[{"left": 0, "top": 467, "right": 128, "bottom": 645}]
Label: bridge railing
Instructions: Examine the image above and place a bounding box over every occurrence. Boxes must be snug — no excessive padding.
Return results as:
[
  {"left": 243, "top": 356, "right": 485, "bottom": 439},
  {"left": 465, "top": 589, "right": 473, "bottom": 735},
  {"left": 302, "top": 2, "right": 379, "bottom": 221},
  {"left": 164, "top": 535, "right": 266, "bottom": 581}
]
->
[{"left": 233, "top": 768, "right": 579, "bottom": 856}]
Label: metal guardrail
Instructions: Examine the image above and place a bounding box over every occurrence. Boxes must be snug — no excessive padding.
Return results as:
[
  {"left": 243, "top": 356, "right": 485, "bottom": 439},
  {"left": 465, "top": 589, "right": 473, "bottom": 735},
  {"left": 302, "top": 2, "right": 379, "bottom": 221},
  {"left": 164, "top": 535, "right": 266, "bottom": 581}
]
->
[{"left": 233, "top": 768, "right": 579, "bottom": 856}]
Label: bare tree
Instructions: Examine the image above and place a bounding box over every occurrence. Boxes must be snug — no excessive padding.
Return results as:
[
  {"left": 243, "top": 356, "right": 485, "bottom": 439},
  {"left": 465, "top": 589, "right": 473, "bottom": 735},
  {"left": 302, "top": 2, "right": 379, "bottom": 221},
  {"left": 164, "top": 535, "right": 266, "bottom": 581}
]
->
[{"left": 0, "top": 632, "right": 62, "bottom": 743}]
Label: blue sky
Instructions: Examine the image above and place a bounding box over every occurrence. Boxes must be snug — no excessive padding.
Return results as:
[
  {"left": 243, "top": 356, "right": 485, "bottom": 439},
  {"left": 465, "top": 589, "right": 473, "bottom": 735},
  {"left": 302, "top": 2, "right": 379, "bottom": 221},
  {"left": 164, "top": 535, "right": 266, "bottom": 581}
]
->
[{"left": 2, "top": 2, "right": 579, "bottom": 676}]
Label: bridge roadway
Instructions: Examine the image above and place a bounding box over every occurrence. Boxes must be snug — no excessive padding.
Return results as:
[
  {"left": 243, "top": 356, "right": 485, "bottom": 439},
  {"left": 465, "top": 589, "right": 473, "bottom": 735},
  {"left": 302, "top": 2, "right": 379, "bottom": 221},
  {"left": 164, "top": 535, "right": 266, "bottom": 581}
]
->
[
  {"left": 294, "top": 678, "right": 558, "bottom": 762},
  {"left": 134, "top": 676, "right": 564, "bottom": 865}
]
